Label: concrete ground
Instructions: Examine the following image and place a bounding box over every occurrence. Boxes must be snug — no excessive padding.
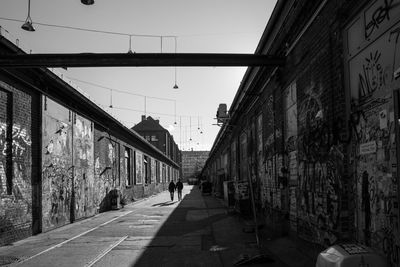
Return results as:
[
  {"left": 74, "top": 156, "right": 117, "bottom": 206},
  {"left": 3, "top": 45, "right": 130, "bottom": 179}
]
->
[{"left": 0, "top": 185, "right": 317, "bottom": 267}]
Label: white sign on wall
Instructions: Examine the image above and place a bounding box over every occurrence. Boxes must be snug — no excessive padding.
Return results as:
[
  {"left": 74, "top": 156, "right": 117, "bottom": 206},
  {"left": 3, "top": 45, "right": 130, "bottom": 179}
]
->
[{"left": 359, "top": 141, "right": 377, "bottom": 155}]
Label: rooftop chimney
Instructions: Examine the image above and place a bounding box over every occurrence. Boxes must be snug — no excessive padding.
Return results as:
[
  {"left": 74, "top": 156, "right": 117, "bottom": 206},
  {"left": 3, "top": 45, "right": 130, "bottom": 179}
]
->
[{"left": 141, "top": 115, "right": 146, "bottom": 121}]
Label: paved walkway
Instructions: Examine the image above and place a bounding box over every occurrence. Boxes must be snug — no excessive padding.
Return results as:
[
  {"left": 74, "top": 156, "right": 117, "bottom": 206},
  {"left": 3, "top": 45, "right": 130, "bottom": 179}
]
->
[{"left": 0, "top": 185, "right": 317, "bottom": 266}]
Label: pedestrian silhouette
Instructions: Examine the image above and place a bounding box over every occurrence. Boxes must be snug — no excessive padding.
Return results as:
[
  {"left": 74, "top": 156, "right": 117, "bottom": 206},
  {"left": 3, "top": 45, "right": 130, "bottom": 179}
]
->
[
  {"left": 176, "top": 179, "right": 183, "bottom": 201},
  {"left": 168, "top": 180, "right": 176, "bottom": 201}
]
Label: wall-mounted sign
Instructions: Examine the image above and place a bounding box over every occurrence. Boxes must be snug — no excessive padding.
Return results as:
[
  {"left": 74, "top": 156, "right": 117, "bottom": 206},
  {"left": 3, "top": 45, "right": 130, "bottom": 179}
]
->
[{"left": 359, "top": 141, "right": 377, "bottom": 155}]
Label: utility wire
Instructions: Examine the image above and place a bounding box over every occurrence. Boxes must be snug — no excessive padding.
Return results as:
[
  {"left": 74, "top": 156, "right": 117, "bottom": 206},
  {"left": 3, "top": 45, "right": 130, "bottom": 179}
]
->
[
  {"left": 68, "top": 77, "right": 203, "bottom": 119},
  {"left": 0, "top": 17, "right": 259, "bottom": 38},
  {"left": 0, "top": 17, "right": 175, "bottom": 38},
  {"left": 99, "top": 104, "right": 174, "bottom": 117},
  {"left": 106, "top": 105, "right": 201, "bottom": 120},
  {"left": 67, "top": 76, "right": 176, "bottom": 102}
]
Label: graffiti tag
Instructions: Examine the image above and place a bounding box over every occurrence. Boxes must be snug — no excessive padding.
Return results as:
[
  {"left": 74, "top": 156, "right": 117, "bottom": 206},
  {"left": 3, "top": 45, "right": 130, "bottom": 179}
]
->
[{"left": 365, "top": 0, "right": 394, "bottom": 39}]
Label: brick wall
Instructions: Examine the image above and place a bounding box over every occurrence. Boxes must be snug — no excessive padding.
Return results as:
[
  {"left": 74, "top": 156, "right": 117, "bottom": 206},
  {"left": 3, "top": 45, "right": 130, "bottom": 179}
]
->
[
  {"left": 204, "top": 0, "right": 352, "bottom": 248},
  {"left": 0, "top": 80, "right": 33, "bottom": 246}
]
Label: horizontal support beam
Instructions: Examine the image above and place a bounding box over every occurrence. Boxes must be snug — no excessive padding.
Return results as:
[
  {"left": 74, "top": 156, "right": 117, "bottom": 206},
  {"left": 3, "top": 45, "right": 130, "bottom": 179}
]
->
[{"left": 0, "top": 53, "right": 285, "bottom": 68}]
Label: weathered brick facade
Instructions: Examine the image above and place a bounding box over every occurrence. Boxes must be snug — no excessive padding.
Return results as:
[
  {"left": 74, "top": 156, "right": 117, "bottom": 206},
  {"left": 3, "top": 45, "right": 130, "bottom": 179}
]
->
[
  {"left": 203, "top": 0, "right": 400, "bottom": 265},
  {"left": 0, "top": 80, "right": 34, "bottom": 245},
  {"left": 0, "top": 35, "right": 180, "bottom": 246}
]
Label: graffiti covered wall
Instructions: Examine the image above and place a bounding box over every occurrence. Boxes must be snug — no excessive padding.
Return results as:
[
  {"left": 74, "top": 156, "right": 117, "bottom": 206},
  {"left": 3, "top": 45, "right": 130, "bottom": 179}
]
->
[
  {"left": 284, "top": 82, "right": 298, "bottom": 232},
  {"left": 94, "top": 128, "right": 119, "bottom": 212},
  {"left": 262, "top": 91, "right": 285, "bottom": 215},
  {"left": 42, "top": 97, "right": 73, "bottom": 231},
  {"left": 73, "top": 114, "right": 94, "bottom": 220},
  {"left": 346, "top": 0, "right": 400, "bottom": 264},
  {"left": 0, "top": 81, "right": 32, "bottom": 245},
  {"left": 42, "top": 97, "right": 96, "bottom": 230},
  {"left": 296, "top": 60, "right": 345, "bottom": 246}
]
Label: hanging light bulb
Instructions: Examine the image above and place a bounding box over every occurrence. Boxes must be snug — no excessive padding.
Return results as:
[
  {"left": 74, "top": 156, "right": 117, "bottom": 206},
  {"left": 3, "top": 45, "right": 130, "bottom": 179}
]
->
[
  {"left": 174, "top": 101, "right": 177, "bottom": 125},
  {"left": 189, "top": 117, "right": 192, "bottom": 142},
  {"left": 197, "top": 116, "right": 201, "bottom": 130},
  {"left": 127, "top": 35, "right": 134, "bottom": 54},
  {"left": 21, "top": 0, "right": 35, "bottom": 32},
  {"left": 81, "top": 0, "right": 95, "bottom": 5},
  {"left": 173, "top": 37, "right": 179, "bottom": 89},
  {"left": 109, "top": 89, "right": 113, "bottom": 108}
]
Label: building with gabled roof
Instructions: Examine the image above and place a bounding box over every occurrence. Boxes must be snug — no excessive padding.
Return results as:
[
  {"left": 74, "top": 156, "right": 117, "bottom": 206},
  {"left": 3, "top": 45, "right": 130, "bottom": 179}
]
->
[{"left": 132, "top": 115, "right": 181, "bottom": 168}]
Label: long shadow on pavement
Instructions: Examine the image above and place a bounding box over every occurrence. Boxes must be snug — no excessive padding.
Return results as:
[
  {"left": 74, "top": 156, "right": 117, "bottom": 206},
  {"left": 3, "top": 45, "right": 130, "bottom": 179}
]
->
[
  {"left": 151, "top": 201, "right": 177, "bottom": 207},
  {"left": 132, "top": 186, "right": 227, "bottom": 267}
]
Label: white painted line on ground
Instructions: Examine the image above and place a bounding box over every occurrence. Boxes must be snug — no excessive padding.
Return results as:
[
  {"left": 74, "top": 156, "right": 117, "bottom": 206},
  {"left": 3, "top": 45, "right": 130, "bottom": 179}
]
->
[
  {"left": 98, "top": 210, "right": 133, "bottom": 227},
  {"left": 15, "top": 210, "right": 134, "bottom": 265},
  {"left": 84, "top": 235, "right": 128, "bottom": 267}
]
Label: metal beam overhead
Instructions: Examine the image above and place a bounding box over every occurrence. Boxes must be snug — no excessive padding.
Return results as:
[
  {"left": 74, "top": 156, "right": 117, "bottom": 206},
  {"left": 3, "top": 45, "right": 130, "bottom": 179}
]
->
[{"left": 0, "top": 53, "right": 285, "bottom": 68}]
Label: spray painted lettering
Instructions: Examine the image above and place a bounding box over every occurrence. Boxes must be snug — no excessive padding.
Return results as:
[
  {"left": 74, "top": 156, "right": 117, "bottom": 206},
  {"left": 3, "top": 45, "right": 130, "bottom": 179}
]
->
[{"left": 365, "top": 0, "right": 394, "bottom": 39}]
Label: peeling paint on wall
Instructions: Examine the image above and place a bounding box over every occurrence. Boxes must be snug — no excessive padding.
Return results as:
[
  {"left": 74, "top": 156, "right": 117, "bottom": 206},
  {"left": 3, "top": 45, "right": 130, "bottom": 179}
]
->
[
  {"left": 73, "top": 115, "right": 94, "bottom": 220},
  {"left": 42, "top": 99, "right": 72, "bottom": 231},
  {"left": 42, "top": 97, "right": 96, "bottom": 230},
  {"left": 94, "top": 129, "right": 119, "bottom": 212}
]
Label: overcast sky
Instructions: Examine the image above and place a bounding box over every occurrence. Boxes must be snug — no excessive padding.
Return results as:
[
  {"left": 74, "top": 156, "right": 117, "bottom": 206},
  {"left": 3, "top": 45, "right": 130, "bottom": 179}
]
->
[{"left": 0, "top": 0, "right": 277, "bottom": 151}]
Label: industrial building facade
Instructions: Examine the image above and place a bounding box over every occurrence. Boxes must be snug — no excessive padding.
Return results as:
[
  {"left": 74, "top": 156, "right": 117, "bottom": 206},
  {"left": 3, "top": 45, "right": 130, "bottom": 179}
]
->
[
  {"left": 181, "top": 151, "right": 209, "bottom": 183},
  {"left": 202, "top": 0, "right": 400, "bottom": 265},
  {"left": 0, "top": 35, "right": 180, "bottom": 245}
]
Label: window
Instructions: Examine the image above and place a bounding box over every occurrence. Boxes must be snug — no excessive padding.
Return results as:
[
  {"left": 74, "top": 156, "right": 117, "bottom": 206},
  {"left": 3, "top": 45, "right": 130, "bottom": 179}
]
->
[
  {"left": 162, "top": 164, "right": 166, "bottom": 183},
  {"left": 144, "top": 155, "right": 149, "bottom": 184},
  {"left": 133, "top": 150, "right": 136, "bottom": 184},
  {"left": 136, "top": 151, "right": 143, "bottom": 184},
  {"left": 124, "top": 147, "right": 132, "bottom": 186},
  {"left": 151, "top": 135, "right": 158, "bottom": 141},
  {"left": 156, "top": 160, "right": 160, "bottom": 183}
]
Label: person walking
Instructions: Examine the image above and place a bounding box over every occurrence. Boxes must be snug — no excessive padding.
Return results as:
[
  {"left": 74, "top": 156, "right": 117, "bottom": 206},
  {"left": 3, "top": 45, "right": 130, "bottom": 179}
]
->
[
  {"left": 168, "top": 180, "right": 176, "bottom": 201},
  {"left": 176, "top": 179, "right": 183, "bottom": 201}
]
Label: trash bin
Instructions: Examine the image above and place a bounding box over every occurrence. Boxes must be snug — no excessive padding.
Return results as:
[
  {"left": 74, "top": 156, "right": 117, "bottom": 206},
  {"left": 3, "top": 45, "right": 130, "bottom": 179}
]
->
[
  {"left": 110, "top": 189, "right": 121, "bottom": 210},
  {"left": 316, "top": 243, "right": 388, "bottom": 267}
]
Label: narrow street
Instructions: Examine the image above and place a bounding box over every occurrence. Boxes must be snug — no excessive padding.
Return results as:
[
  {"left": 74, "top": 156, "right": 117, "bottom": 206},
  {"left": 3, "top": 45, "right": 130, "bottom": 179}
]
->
[{"left": 0, "top": 185, "right": 315, "bottom": 267}]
